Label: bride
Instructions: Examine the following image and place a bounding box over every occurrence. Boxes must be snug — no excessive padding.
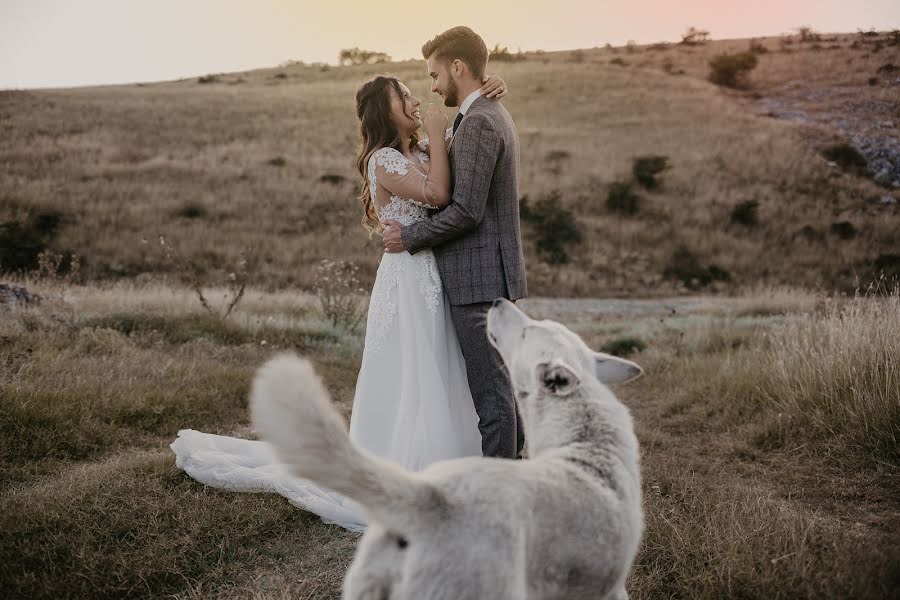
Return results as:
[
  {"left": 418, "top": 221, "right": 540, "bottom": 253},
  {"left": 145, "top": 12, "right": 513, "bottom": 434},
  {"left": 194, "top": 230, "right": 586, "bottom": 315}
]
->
[{"left": 171, "top": 74, "right": 509, "bottom": 532}]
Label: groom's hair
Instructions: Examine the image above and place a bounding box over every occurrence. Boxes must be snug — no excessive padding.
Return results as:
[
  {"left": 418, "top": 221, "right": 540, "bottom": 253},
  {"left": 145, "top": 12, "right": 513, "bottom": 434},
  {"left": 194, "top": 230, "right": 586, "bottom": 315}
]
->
[{"left": 422, "top": 26, "right": 488, "bottom": 79}]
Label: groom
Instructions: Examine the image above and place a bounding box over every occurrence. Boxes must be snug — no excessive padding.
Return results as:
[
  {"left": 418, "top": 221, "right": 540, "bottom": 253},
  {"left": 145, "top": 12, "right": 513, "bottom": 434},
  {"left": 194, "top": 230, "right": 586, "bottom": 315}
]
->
[{"left": 383, "top": 26, "right": 527, "bottom": 459}]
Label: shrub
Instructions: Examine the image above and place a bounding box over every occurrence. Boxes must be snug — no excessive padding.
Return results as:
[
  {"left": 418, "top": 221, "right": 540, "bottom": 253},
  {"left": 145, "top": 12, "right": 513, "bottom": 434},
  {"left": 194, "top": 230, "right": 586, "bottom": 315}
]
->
[
  {"left": 795, "top": 26, "right": 821, "bottom": 42},
  {"left": 730, "top": 200, "right": 759, "bottom": 227},
  {"left": 152, "top": 235, "right": 248, "bottom": 320},
  {"left": 489, "top": 44, "right": 527, "bottom": 62},
  {"left": 0, "top": 210, "right": 65, "bottom": 273},
  {"left": 313, "top": 259, "right": 365, "bottom": 331},
  {"left": 545, "top": 150, "right": 571, "bottom": 162},
  {"left": 338, "top": 48, "right": 391, "bottom": 66},
  {"left": 748, "top": 39, "right": 769, "bottom": 54},
  {"left": 799, "top": 225, "right": 824, "bottom": 243},
  {"left": 267, "top": 157, "right": 287, "bottom": 167},
  {"left": 197, "top": 74, "right": 220, "bottom": 84},
  {"left": 176, "top": 204, "right": 207, "bottom": 219},
  {"left": 633, "top": 155, "right": 669, "bottom": 190},
  {"left": 33, "top": 250, "right": 81, "bottom": 283},
  {"left": 600, "top": 337, "right": 646, "bottom": 357},
  {"left": 830, "top": 221, "right": 857, "bottom": 239},
  {"left": 874, "top": 254, "right": 900, "bottom": 279},
  {"left": 520, "top": 192, "right": 581, "bottom": 264},
  {"left": 610, "top": 57, "right": 628, "bottom": 67},
  {"left": 822, "top": 143, "right": 867, "bottom": 173},
  {"left": 663, "top": 245, "right": 731, "bottom": 290},
  {"left": 606, "top": 182, "right": 640, "bottom": 216},
  {"left": 568, "top": 49, "right": 586, "bottom": 63},
  {"left": 681, "top": 27, "right": 711, "bottom": 45},
  {"left": 319, "top": 173, "right": 346, "bottom": 185},
  {"left": 877, "top": 63, "right": 897, "bottom": 74},
  {"left": 708, "top": 52, "right": 758, "bottom": 88}
]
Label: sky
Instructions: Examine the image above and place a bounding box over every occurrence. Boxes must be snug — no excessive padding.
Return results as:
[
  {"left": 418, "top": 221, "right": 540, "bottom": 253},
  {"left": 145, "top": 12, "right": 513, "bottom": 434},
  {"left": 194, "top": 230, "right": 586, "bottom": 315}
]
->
[{"left": 1, "top": 0, "right": 898, "bottom": 89}]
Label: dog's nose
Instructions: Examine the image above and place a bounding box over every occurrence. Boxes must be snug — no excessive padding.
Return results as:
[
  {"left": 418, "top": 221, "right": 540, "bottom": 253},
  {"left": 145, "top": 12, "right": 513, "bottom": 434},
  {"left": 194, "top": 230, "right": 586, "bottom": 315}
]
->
[{"left": 492, "top": 298, "right": 503, "bottom": 307}]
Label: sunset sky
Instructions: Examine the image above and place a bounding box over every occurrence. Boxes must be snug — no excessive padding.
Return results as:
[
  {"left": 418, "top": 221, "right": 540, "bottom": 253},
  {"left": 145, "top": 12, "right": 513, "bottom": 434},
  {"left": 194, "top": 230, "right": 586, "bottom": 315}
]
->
[{"left": 1, "top": 0, "right": 898, "bottom": 89}]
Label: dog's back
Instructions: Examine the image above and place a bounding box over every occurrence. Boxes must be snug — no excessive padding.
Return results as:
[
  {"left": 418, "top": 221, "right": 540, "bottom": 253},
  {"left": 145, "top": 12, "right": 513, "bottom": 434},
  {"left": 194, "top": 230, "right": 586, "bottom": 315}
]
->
[{"left": 251, "top": 301, "right": 643, "bottom": 600}]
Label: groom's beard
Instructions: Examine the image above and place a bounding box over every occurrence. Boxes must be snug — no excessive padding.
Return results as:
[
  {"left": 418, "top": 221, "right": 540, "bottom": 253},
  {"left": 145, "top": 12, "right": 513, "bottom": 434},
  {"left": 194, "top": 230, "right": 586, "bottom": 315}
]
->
[{"left": 443, "top": 78, "right": 459, "bottom": 107}]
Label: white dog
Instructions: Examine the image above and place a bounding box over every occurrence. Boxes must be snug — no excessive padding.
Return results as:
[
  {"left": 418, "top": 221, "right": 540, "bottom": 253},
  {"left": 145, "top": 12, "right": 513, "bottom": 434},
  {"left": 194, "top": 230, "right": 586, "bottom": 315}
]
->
[{"left": 250, "top": 299, "right": 644, "bottom": 600}]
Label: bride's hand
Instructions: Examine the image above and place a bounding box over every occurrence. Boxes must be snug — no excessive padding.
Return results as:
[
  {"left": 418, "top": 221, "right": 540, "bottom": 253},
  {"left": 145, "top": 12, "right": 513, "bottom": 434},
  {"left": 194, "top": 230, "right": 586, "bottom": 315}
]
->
[
  {"left": 480, "top": 74, "right": 508, "bottom": 99},
  {"left": 423, "top": 103, "right": 448, "bottom": 138}
]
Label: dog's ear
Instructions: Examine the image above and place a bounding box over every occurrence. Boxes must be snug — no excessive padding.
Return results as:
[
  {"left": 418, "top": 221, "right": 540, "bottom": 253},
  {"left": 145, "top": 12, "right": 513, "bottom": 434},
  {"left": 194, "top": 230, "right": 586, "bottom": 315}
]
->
[
  {"left": 593, "top": 353, "right": 643, "bottom": 384},
  {"left": 537, "top": 359, "right": 581, "bottom": 396}
]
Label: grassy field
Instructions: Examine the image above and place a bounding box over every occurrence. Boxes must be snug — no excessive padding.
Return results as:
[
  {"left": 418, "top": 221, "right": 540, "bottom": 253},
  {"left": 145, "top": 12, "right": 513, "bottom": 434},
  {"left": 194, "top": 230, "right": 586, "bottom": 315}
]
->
[
  {"left": 1, "top": 277, "right": 898, "bottom": 599},
  {"left": 2, "top": 29, "right": 899, "bottom": 599},
  {"left": 2, "top": 32, "right": 898, "bottom": 296}
]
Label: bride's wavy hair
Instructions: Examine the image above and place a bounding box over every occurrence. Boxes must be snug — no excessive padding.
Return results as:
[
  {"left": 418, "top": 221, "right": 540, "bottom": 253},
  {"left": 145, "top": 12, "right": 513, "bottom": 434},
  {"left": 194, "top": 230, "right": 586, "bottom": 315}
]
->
[{"left": 355, "top": 76, "right": 419, "bottom": 235}]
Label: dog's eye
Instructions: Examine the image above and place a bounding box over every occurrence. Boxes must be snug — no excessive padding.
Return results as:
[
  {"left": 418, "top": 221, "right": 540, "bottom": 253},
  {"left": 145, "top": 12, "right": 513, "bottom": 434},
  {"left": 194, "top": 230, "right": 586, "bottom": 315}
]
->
[{"left": 396, "top": 535, "right": 408, "bottom": 549}]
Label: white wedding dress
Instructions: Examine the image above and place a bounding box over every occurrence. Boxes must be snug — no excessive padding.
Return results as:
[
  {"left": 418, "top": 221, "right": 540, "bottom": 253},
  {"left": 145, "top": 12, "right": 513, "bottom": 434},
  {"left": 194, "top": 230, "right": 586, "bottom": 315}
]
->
[{"left": 171, "top": 141, "right": 482, "bottom": 532}]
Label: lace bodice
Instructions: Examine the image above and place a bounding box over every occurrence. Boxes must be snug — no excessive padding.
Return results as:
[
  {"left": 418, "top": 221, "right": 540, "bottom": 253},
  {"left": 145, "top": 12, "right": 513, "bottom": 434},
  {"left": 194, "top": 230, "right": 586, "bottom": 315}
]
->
[{"left": 367, "top": 145, "right": 440, "bottom": 226}]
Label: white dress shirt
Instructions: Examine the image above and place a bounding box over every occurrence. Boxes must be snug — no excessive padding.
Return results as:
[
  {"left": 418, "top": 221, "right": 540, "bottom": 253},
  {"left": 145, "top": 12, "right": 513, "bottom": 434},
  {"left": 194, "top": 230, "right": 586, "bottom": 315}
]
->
[{"left": 459, "top": 88, "right": 482, "bottom": 115}]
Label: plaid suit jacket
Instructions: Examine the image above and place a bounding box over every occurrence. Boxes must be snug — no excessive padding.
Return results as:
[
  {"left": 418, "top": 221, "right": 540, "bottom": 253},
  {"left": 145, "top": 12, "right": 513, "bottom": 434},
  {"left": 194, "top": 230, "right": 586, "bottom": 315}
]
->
[{"left": 401, "top": 95, "right": 528, "bottom": 305}]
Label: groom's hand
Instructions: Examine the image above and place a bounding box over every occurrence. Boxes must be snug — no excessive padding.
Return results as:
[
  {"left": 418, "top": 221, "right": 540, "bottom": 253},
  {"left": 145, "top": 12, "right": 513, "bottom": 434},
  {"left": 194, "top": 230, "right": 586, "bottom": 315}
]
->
[{"left": 383, "top": 220, "right": 406, "bottom": 253}]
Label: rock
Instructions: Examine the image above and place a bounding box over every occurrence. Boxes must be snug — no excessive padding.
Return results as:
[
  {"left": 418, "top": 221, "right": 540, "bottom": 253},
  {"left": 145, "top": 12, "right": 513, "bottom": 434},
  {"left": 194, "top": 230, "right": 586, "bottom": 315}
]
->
[
  {"left": 880, "top": 195, "right": 898, "bottom": 204},
  {"left": 0, "top": 283, "right": 42, "bottom": 306}
]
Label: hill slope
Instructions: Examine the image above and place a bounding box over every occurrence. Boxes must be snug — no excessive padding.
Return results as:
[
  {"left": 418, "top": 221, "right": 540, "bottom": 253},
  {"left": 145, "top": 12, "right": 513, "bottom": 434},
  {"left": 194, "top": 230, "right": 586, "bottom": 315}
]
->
[{"left": 1, "top": 32, "right": 898, "bottom": 296}]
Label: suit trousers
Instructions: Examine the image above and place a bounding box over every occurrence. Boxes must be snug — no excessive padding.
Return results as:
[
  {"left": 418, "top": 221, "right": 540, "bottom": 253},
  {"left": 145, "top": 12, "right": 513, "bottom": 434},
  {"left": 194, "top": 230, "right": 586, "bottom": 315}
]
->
[{"left": 448, "top": 299, "right": 525, "bottom": 459}]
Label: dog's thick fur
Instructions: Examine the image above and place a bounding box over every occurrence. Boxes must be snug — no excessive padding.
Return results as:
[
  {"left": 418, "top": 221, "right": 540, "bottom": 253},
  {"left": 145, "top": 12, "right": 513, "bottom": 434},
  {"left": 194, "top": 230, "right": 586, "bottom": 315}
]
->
[{"left": 250, "top": 299, "right": 644, "bottom": 600}]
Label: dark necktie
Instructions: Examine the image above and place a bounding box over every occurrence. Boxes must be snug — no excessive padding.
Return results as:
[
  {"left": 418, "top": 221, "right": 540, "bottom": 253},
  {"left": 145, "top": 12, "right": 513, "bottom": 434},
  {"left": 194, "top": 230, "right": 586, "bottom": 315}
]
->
[{"left": 453, "top": 111, "right": 464, "bottom": 135}]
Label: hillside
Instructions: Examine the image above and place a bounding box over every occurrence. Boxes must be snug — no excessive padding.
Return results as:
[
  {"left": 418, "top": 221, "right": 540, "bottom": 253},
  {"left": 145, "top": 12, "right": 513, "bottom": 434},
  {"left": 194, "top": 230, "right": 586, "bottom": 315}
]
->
[{"left": 2, "top": 31, "right": 898, "bottom": 296}]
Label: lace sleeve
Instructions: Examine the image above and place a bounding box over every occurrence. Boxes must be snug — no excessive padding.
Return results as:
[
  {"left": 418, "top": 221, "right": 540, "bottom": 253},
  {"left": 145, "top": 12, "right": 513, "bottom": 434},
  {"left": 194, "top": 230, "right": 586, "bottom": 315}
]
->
[{"left": 369, "top": 148, "right": 448, "bottom": 208}]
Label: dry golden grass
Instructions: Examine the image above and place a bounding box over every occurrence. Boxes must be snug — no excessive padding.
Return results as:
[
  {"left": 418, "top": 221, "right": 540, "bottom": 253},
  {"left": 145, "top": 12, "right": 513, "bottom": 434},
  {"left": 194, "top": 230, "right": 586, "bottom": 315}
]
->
[
  {"left": 2, "top": 279, "right": 898, "bottom": 598},
  {"left": 2, "top": 32, "right": 898, "bottom": 296}
]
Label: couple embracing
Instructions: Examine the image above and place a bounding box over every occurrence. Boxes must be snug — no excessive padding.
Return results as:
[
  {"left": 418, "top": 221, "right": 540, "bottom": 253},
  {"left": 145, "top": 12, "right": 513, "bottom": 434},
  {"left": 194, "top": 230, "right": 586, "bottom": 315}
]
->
[{"left": 172, "top": 26, "right": 527, "bottom": 532}]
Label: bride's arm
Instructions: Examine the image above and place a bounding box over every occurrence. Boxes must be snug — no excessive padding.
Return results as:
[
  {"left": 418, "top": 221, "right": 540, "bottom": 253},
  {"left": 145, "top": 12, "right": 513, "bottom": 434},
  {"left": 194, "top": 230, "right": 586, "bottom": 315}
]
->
[
  {"left": 480, "top": 74, "right": 509, "bottom": 99},
  {"left": 420, "top": 104, "right": 450, "bottom": 204}
]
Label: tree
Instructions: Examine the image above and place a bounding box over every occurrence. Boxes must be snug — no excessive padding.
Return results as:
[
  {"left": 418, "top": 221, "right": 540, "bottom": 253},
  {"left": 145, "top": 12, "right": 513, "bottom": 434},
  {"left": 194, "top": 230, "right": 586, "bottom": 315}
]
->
[{"left": 681, "top": 27, "right": 711, "bottom": 45}]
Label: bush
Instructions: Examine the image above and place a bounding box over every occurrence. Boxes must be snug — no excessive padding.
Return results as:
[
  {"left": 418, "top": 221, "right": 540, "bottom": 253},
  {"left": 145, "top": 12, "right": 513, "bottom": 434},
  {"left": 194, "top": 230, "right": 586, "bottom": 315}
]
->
[
  {"left": 600, "top": 337, "right": 646, "bottom": 357},
  {"left": 795, "top": 26, "right": 821, "bottom": 42},
  {"left": 520, "top": 192, "right": 581, "bottom": 264},
  {"left": 489, "top": 44, "right": 526, "bottom": 62},
  {"left": 568, "top": 49, "right": 585, "bottom": 63},
  {"left": 176, "top": 204, "right": 207, "bottom": 219},
  {"left": 708, "top": 52, "right": 758, "bottom": 88},
  {"left": 822, "top": 143, "right": 867, "bottom": 173},
  {"left": 748, "top": 39, "right": 769, "bottom": 54},
  {"left": 319, "top": 173, "right": 346, "bottom": 185},
  {"left": 681, "top": 27, "right": 711, "bottom": 45},
  {"left": 633, "top": 155, "right": 669, "bottom": 190},
  {"left": 338, "top": 48, "right": 391, "bottom": 66},
  {"left": 730, "top": 200, "right": 759, "bottom": 227},
  {"left": 314, "top": 259, "right": 365, "bottom": 331},
  {"left": 0, "top": 210, "right": 65, "bottom": 273},
  {"left": 874, "top": 254, "right": 900, "bottom": 279},
  {"left": 197, "top": 74, "right": 220, "bottom": 84},
  {"left": 830, "top": 221, "right": 857, "bottom": 240},
  {"left": 663, "top": 245, "right": 731, "bottom": 290},
  {"left": 606, "top": 182, "right": 640, "bottom": 216}
]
